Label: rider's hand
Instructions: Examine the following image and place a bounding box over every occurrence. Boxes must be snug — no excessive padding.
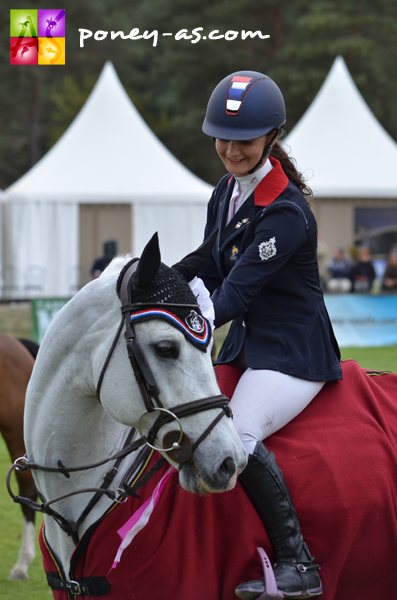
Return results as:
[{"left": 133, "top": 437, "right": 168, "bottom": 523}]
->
[{"left": 189, "top": 277, "right": 215, "bottom": 331}]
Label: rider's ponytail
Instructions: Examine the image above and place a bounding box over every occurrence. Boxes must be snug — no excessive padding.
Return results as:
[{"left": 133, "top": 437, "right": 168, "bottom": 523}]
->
[{"left": 270, "top": 134, "right": 313, "bottom": 202}]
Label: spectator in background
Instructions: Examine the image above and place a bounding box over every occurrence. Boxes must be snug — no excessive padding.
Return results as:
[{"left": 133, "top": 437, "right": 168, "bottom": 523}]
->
[
  {"left": 91, "top": 240, "right": 118, "bottom": 279},
  {"left": 351, "top": 246, "right": 376, "bottom": 293},
  {"left": 326, "top": 248, "right": 352, "bottom": 293},
  {"left": 381, "top": 249, "right": 397, "bottom": 292}
]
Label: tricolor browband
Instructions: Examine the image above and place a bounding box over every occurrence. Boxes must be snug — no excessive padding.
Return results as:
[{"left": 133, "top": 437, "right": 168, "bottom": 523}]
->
[{"left": 130, "top": 308, "right": 210, "bottom": 347}]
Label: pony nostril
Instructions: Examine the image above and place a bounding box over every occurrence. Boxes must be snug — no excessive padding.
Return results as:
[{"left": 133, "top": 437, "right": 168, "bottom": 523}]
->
[{"left": 219, "top": 457, "right": 237, "bottom": 480}]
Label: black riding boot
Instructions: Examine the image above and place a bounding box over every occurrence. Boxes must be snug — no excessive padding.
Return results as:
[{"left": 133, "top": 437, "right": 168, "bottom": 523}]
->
[{"left": 235, "top": 442, "right": 322, "bottom": 600}]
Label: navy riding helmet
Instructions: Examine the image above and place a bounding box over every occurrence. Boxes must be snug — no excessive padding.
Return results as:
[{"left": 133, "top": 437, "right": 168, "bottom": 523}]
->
[{"left": 202, "top": 70, "right": 286, "bottom": 141}]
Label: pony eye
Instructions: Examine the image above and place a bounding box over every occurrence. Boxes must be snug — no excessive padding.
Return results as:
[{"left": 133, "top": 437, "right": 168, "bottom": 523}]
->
[{"left": 155, "top": 341, "right": 179, "bottom": 359}]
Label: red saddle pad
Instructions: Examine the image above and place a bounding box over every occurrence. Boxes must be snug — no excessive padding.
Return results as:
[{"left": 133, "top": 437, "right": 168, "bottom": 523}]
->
[{"left": 40, "top": 360, "right": 397, "bottom": 600}]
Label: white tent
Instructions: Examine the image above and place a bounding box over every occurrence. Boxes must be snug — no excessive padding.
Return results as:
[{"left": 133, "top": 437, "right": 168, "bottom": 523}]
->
[
  {"left": 3, "top": 62, "right": 212, "bottom": 296},
  {"left": 284, "top": 56, "right": 397, "bottom": 198}
]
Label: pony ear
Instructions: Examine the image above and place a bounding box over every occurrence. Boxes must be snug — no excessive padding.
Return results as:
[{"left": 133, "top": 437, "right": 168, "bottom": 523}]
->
[
  {"left": 172, "top": 229, "right": 218, "bottom": 281},
  {"left": 134, "top": 232, "right": 161, "bottom": 288}
]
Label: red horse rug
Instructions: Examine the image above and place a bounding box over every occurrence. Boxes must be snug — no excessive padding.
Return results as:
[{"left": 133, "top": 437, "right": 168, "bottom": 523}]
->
[{"left": 40, "top": 359, "right": 397, "bottom": 599}]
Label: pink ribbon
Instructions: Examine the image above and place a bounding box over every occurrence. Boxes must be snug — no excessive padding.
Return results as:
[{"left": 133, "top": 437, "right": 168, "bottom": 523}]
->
[{"left": 108, "top": 466, "right": 175, "bottom": 573}]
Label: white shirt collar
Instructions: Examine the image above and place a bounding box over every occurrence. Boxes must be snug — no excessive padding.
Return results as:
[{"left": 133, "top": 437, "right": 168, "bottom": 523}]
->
[
  {"left": 235, "top": 158, "right": 273, "bottom": 193},
  {"left": 226, "top": 159, "right": 274, "bottom": 226}
]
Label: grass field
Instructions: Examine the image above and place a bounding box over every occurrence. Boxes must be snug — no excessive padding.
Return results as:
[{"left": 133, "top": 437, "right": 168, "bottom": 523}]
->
[
  {"left": 0, "top": 304, "right": 52, "bottom": 598},
  {"left": 0, "top": 304, "right": 396, "bottom": 599},
  {"left": 0, "top": 437, "right": 49, "bottom": 599},
  {"left": 0, "top": 302, "right": 32, "bottom": 339},
  {"left": 339, "top": 345, "right": 397, "bottom": 372}
]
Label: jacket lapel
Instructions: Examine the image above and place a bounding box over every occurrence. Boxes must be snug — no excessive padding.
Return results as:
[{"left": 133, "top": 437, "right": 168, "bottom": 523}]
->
[
  {"left": 220, "top": 194, "right": 257, "bottom": 249},
  {"left": 214, "top": 177, "right": 235, "bottom": 277},
  {"left": 216, "top": 158, "right": 289, "bottom": 273}
]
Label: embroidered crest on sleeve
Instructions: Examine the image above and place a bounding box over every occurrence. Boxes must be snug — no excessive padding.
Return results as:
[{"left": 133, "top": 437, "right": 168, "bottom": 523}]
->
[{"left": 258, "top": 237, "right": 277, "bottom": 261}]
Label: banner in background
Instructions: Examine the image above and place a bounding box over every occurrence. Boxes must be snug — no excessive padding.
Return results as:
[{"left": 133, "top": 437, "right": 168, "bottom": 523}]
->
[
  {"left": 31, "top": 298, "right": 71, "bottom": 343},
  {"left": 324, "top": 294, "right": 397, "bottom": 347},
  {"left": 30, "top": 294, "right": 397, "bottom": 347}
]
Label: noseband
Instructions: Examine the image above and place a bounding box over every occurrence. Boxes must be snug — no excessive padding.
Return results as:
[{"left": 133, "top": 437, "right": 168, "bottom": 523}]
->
[{"left": 97, "top": 260, "right": 232, "bottom": 465}]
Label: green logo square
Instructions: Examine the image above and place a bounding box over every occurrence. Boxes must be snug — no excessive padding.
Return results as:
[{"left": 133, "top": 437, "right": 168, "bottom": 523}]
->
[{"left": 10, "top": 9, "right": 38, "bottom": 38}]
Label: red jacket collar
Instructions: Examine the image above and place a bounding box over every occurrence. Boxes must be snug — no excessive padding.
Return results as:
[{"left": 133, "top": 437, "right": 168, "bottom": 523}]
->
[
  {"left": 227, "top": 157, "right": 289, "bottom": 206},
  {"left": 254, "top": 157, "right": 288, "bottom": 206}
]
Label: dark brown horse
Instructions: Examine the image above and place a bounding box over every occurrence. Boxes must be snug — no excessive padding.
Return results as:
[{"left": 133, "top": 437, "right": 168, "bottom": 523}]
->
[{"left": 0, "top": 333, "right": 38, "bottom": 579}]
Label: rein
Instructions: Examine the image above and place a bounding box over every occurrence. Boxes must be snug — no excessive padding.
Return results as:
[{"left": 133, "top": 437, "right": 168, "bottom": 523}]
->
[{"left": 7, "top": 260, "right": 232, "bottom": 543}]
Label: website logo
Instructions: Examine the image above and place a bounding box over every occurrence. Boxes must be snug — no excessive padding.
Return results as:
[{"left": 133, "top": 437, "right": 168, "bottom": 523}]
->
[{"left": 10, "top": 9, "right": 65, "bottom": 65}]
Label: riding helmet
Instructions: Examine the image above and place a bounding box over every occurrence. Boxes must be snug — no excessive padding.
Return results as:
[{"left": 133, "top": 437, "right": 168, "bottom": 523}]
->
[{"left": 202, "top": 70, "right": 286, "bottom": 141}]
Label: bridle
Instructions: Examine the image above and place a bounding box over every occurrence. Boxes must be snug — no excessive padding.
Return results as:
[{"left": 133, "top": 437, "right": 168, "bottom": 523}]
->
[
  {"left": 98, "top": 259, "right": 232, "bottom": 461},
  {"left": 7, "top": 260, "right": 232, "bottom": 542}
]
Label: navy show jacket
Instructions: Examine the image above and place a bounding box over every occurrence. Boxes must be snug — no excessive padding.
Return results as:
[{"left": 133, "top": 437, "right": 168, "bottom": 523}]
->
[{"left": 199, "top": 158, "right": 342, "bottom": 382}]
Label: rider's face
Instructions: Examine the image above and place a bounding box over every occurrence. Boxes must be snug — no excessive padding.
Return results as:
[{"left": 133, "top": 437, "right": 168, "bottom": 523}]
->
[{"left": 215, "top": 133, "right": 272, "bottom": 177}]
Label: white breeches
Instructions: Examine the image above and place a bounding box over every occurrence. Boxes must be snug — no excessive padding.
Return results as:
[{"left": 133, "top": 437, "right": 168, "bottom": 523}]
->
[{"left": 230, "top": 369, "right": 325, "bottom": 455}]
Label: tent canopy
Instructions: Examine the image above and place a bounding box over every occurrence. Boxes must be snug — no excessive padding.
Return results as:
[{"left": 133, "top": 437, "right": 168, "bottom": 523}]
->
[
  {"left": 284, "top": 56, "right": 397, "bottom": 198},
  {"left": 5, "top": 61, "right": 212, "bottom": 204},
  {"left": 2, "top": 63, "right": 213, "bottom": 296}
]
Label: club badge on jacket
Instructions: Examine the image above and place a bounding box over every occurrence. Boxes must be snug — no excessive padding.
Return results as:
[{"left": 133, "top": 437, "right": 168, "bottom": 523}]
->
[{"left": 230, "top": 245, "right": 239, "bottom": 261}]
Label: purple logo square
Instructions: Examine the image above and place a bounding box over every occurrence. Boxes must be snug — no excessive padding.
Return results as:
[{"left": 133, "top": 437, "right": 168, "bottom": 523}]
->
[{"left": 38, "top": 9, "right": 65, "bottom": 37}]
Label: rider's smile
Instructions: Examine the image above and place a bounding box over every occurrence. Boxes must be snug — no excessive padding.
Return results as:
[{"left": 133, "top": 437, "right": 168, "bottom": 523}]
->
[{"left": 215, "top": 135, "right": 271, "bottom": 176}]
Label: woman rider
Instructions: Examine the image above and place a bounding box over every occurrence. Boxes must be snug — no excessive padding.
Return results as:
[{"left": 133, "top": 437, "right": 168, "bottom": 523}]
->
[{"left": 194, "top": 71, "right": 342, "bottom": 599}]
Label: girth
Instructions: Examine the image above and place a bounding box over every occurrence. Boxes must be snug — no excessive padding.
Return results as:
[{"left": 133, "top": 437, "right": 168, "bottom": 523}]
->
[{"left": 46, "top": 572, "right": 111, "bottom": 597}]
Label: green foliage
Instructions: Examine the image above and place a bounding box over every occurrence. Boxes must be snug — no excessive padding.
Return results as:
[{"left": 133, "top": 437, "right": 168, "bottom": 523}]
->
[
  {"left": 47, "top": 72, "right": 97, "bottom": 147},
  {"left": 1, "top": 0, "right": 397, "bottom": 187}
]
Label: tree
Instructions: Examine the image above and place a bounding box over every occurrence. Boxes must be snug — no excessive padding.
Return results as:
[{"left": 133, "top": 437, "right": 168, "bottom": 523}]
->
[{"left": 1, "top": 0, "right": 397, "bottom": 188}]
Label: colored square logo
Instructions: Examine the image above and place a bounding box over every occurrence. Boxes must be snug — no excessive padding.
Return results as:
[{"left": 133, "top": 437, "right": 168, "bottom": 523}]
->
[
  {"left": 38, "top": 9, "right": 65, "bottom": 37},
  {"left": 10, "top": 9, "right": 65, "bottom": 65},
  {"left": 38, "top": 37, "right": 65, "bottom": 65},
  {"left": 10, "top": 9, "right": 38, "bottom": 37},
  {"left": 10, "top": 37, "right": 38, "bottom": 65}
]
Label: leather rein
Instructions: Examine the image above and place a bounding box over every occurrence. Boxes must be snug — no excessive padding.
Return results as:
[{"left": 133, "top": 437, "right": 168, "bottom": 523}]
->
[{"left": 7, "top": 261, "right": 231, "bottom": 543}]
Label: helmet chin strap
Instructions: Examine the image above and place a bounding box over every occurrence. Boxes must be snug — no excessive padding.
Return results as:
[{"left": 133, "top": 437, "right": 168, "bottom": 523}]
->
[{"left": 248, "top": 130, "right": 279, "bottom": 175}]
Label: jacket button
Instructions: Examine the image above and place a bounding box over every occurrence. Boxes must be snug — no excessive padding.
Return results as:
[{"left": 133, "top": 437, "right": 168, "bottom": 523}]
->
[{"left": 242, "top": 321, "right": 245, "bottom": 327}]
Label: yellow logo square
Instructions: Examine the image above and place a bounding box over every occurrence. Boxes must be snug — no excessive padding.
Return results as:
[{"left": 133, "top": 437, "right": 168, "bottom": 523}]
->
[{"left": 38, "top": 37, "right": 65, "bottom": 65}]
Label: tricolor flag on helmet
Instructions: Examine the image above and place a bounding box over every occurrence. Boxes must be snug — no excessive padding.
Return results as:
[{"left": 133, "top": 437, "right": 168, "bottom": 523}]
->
[{"left": 226, "top": 76, "right": 253, "bottom": 112}]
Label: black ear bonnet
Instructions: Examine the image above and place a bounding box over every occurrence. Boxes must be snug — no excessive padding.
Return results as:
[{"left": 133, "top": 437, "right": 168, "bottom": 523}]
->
[{"left": 116, "top": 260, "right": 211, "bottom": 351}]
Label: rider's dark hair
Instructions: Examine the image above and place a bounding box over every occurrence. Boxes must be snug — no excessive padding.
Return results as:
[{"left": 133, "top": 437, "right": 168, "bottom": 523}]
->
[{"left": 270, "top": 130, "right": 313, "bottom": 202}]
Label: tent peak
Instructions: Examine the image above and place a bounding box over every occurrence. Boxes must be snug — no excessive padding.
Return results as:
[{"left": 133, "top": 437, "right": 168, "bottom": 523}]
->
[
  {"left": 98, "top": 60, "right": 118, "bottom": 80},
  {"left": 5, "top": 60, "right": 212, "bottom": 199},
  {"left": 284, "top": 56, "right": 397, "bottom": 197}
]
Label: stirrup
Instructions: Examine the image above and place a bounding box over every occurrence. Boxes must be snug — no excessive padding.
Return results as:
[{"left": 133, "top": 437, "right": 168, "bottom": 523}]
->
[
  {"left": 235, "top": 548, "right": 322, "bottom": 600},
  {"left": 258, "top": 548, "right": 284, "bottom": 599},
  {"left": 236, "top": 548, "right": 283, "bottom": 600}
]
